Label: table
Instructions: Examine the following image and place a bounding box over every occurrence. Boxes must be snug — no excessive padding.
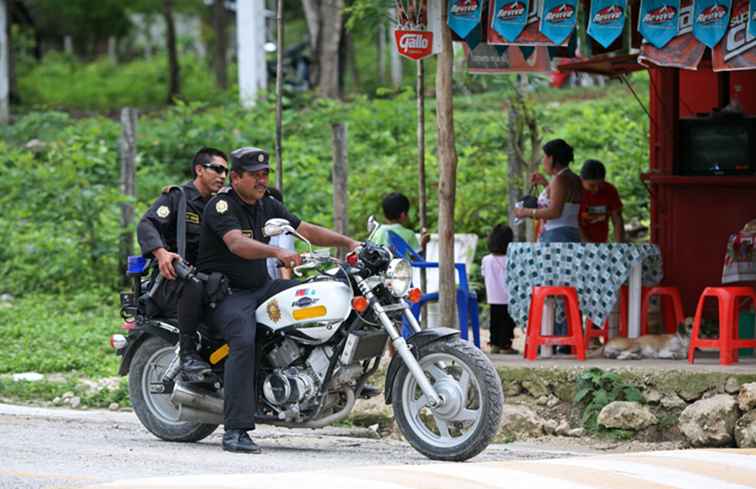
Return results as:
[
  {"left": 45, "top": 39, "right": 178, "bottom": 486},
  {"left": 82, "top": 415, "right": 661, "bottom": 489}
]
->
[
  {"left": 722, "top": 230, "right": 756, "bottom": 284},
  {"left": 506, "top": 243, "right": 663, "bottom": 346}
]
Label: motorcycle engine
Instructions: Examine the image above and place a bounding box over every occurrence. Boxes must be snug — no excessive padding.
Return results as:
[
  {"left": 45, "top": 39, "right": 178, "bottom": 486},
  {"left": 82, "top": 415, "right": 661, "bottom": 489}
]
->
[{"left": 262, "top": 367, "right": 317, "bottom": 406}]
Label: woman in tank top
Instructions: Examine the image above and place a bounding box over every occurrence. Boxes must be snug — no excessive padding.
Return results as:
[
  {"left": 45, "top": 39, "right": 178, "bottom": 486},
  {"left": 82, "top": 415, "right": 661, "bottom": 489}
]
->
[{"left": 514, "top": 139, "right": 583, "bottom": 243}]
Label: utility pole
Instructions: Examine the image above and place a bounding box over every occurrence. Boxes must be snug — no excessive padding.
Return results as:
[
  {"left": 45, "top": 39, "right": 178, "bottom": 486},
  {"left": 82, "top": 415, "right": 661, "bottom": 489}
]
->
[
  {"left": 237, "top": 0, "right": 267, "bottom": 108},
  {"left": 0, "top": 0, "right": 9, "bottom": 123}
]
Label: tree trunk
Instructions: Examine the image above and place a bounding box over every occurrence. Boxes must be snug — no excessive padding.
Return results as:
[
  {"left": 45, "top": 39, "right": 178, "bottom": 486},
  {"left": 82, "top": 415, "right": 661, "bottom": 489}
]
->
[
  {"left": 388, "top": 8, "right": 402, "bottom": 88},
  {"left": 377, "top": 22, "right": 386, "bottom": 84},
  {"left": 119, "top": 108, "right": 138, "bottom": 282},
  {"left": 318, "top": 0, "right": 343, "bottom": 99},
  {"left": 237, "top": 0, "right": 266, "bottom": 108},
  {"left": 107, "top": 36, "right": 117, "bottom": 64},
  {"left": 163, "top": 0, "right": 181, "bottom": 103},
  {"left": 331, "top": 123, "right": 348, "bottom": 258},
  {"left": 212, "top": 0, "right": 228, "bottom": 89},
  {"left": 507, "top": 90, "right": 541, "bottom": 242},
  {"left": 435, "top": 3, "right": 457, "bottom": 327},
  {"left": 0, "top": 0, "right": 8, "bottom": 123},
  {"left": 302, "top": 0, "right": 320, "bottom": 87}
]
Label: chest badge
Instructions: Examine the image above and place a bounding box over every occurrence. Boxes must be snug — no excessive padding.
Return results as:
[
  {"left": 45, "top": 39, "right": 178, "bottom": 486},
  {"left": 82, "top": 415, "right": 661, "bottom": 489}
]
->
[
  {"left": 267, "top": 299, "right": 282, "bottom": 323},
  {"left": 215, "top": 200, "right": 229, "bottom": 214},
  {"left": 156, "top": 205, "right": 170, "bottom": 218}
]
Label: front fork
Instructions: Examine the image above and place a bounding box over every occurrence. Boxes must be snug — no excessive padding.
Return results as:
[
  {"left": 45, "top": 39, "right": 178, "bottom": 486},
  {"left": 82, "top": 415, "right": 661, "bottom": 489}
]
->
[{"left": 356, "top": 278, "right": 443, "bottom": 408}]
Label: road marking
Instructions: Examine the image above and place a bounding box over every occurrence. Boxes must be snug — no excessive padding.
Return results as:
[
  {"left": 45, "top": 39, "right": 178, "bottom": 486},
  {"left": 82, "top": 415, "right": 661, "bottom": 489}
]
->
[
  {"left": 82, "top": 449, "right": 756, "bottom": 489},
  {"left": 0, "top": 468, "right": 96, "bottom": 482}
]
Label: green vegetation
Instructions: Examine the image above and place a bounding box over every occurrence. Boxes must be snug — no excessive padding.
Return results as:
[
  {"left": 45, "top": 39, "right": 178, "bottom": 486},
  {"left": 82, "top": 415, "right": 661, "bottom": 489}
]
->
[{"left": 575, "top": 367, "right": 643, "bottom": 432}]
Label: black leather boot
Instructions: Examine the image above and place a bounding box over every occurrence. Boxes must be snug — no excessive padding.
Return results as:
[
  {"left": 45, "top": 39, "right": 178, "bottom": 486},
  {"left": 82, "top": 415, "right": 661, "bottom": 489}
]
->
[
  {"left": 222, "top": 430, "right": 261, "bottom": 454},
  {"left": 179, "top": 353, "right": 212, "bottom": 383}
]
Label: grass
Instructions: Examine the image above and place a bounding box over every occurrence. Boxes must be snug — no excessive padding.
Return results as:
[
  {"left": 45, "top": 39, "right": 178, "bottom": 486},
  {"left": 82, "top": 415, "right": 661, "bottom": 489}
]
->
[{"left": 0, "top": 291, "right": 123, "bottom": 378}]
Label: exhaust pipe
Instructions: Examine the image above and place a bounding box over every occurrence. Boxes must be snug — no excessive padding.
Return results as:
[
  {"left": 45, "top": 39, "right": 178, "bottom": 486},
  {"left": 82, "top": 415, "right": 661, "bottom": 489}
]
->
[
  {"left": 177, "top": 405, "right": 224, "bottom": 425},
  {"left": 171, "top": 382, "right": 224, "bottom": 415}
]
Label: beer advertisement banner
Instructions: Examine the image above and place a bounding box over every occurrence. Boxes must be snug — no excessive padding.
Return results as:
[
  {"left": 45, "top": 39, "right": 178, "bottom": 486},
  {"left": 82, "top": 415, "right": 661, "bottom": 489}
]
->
[
  {"left": 587, "top": 0, "right": 628, "bottom": 48},
  {"left": 638, "top": 0, "right": 681, "bottom": 47},
  {"left": 712, "top": 0, "right": 756, "bottom": 70},
  {"left": 488, "top": 0, "right": 569, "bottom": 44},
  {"left": 639, "top": 0, "right": 707, "bottom": 68},
  {"left": 692, "top": 0, "right": 733, "bottom": 47},
  {"left": 539, "top": 0, "right": 578, "bottom": 44},
  {"left": 448, "top": 0, "right": 484, "bottom": 39},
  {"left": 490, "top": 0, "right": 531, "bottom": 41},
  {"left": 464, "top": 42, "right": 551, "bottom": 72}
]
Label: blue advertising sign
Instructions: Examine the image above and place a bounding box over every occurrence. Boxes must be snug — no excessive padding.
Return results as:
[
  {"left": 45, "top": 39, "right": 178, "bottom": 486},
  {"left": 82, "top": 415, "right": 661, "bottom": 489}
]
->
[
  {"left": 692, "top": 0, "right": 732, "bottom": 47},
  {"left": 638, "top": 0, "right": 680, "bottom": 48},
  {"left": 491, "top": 0, "right": 531, "bottom": 41},
  {"left": 539, "top": 0, "right": 578, "bottom": 45},
  {"left": 750, "top": 0, "right": 756, "bottom": 36},
  {"left": 587, "top": 0, "right": 627, "bottom": 47},
  {"left": 448, "top": 0, "right": 484, "bottom": 39}
]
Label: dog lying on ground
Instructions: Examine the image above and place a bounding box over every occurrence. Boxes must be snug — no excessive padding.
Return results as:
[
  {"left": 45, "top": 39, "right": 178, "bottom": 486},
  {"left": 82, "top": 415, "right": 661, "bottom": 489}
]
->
[{"left": 588, "top": 320, "right": 693, "bottom": 360}]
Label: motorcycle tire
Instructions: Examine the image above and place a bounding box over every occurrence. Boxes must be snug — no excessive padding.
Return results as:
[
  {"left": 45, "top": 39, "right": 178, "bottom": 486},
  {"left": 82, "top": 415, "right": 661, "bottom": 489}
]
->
[
  {"left": 391, "top": 338, "right": 503, "bottom": 461},
  {"left": 129, "top": 336, "right": 218, "bottom": 442}
]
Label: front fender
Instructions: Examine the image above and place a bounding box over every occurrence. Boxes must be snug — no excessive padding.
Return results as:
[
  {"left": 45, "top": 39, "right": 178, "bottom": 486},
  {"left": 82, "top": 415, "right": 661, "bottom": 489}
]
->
[{"left": 383, "top": 327, "right": 459, "bottom": 405}]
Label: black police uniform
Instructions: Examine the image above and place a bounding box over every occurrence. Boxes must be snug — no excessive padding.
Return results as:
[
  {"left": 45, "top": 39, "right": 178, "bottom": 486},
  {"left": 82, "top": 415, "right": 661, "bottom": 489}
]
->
[
  {"left": 137, "top": 181, "right": 210, "bottom": 367},
  {"left": 137, "top": 181, "right": 206, "bottom": 264},
  {"left": 197, "top": 187, "right": 301, "bottom": 431}
]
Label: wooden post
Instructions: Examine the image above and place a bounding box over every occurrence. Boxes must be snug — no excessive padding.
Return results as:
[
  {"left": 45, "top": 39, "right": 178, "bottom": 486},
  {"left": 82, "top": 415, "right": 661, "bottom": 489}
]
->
[
  {"left": 332, "top": 123, "right": 348, "bottom": 257},
  {"left": 0, "top": 0, "right": 9, "bottom": 124},
  {"left": 435, "top": 2, "right": 458, "bottom": 327},
  {"left": 417, "top": 59, "right": 428, "bottom": 326},
  {"left": 119, "top": 108, "right": 138, "bottom": 281},
  {"left": 275, "top": 0, "right": 284, "bottom": 192}
]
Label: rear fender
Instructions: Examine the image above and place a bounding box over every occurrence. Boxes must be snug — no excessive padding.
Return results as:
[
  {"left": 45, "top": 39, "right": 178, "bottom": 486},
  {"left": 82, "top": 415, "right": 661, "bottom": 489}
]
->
[
  {"left": 117, "top": 322, "right": 179, "bottom": 376},
  {"left": 383, "top": 327, "right": 459, "bottom": 404}
]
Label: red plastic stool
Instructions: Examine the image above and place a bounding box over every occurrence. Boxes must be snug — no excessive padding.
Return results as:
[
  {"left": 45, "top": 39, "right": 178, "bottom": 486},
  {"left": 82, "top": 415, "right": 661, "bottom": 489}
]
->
[
  {"left": 524, "top": 286, "right": 586, "bottom": 361},
  {"left": 688, "top": 287, "right": 756, "bottom": 365},
  {"left": 641, "top": 286, "right": 685, "bottom": 335},
  {"left": 618, "top": 285, "right": 685, "bottom": 336},
  {"left": 585, "top": 318, "right": 610, "bottom": 349}
]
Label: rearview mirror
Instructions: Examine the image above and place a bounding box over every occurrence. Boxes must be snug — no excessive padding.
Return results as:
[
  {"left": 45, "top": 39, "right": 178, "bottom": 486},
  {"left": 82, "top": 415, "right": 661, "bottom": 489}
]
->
[{"left": 263, "top": 218, "right": 291, "bottom": 238}]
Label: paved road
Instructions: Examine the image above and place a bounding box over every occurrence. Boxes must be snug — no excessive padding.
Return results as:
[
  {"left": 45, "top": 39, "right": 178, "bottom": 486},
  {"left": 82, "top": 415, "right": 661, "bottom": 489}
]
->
[
  {"left": 0, "top": 403, "right": 586, "bottom": 489},
  {"left": 87, "top": 449, "right": 756, "bottom": 489}
]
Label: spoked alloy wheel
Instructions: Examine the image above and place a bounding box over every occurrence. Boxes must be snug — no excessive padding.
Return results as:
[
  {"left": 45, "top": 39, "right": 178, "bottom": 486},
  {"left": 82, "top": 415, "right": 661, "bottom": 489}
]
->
[
  {"left": 128, "top": 336, "right": 217, "bottom": 442},
  {"left": 392, "top": 339, "right": 503, "bottom": 461}
]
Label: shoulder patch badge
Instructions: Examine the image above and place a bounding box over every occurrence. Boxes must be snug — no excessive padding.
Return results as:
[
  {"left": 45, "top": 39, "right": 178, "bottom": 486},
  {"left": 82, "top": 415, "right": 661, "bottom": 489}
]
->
[
  {"left": 156, "top": 205, "right": 170, "bottom": 218},
  {"left": 215, "top": 200, "right": 229, "bottom": 214}
]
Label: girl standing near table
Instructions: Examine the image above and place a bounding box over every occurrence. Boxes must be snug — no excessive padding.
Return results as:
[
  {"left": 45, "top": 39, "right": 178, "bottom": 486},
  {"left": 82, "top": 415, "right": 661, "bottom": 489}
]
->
[
  {"left": 515, "top": 138, "right": 583, "bottom": 243},
  {"left": 481, "top": 224, "right": 517, "bottom": 354}
]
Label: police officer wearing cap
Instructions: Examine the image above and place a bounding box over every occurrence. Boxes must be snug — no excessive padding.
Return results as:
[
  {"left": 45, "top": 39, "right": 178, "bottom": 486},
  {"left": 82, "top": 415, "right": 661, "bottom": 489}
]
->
[
  {"left": 197, "top": 146, "right": 360, "bottom": 454},
  {"left": 137, "top": 147, "right": 229, "bottom": 381}
]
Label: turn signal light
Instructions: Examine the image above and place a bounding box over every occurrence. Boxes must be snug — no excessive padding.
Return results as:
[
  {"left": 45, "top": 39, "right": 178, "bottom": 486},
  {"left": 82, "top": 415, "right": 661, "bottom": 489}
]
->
[
  {"left": 351, "top": 296, "right": 369, "bottom": 313},
  {"left": 110, "top": 334, "right": 127, "bottom": 350},
  {"left": 406, "top": 288, "right": 423, "bottom": 304}
]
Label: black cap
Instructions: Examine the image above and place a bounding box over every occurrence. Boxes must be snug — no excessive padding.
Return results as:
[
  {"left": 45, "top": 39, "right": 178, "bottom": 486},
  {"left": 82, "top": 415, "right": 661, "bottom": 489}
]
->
[{"left": 230, "top": 147, "right": 270, "bottom": 172}]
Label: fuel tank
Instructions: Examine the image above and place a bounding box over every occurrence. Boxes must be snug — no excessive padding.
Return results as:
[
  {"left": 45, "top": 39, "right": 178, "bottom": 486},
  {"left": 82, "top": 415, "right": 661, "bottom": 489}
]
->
[{"left": 256, "top": 280, "right": 354, "bottom": 343}]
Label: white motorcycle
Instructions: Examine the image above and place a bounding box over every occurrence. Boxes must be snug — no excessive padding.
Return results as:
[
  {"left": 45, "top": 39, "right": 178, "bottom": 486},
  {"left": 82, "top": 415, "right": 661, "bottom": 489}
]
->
[{"left": 113, "top": 218, "right": 503, "bottom": 461}]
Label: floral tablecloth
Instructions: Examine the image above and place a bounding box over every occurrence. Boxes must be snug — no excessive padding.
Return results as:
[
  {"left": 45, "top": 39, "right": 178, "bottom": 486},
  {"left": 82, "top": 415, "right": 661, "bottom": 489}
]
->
[{"left": 506, "top": 243, "right": 663, "bottom": 327}]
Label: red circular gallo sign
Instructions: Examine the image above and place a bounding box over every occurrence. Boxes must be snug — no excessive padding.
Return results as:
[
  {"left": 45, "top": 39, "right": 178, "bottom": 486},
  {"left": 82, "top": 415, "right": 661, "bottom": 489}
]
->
[{"left": 394, "top": 30, "right": 434, "bottom": 60}]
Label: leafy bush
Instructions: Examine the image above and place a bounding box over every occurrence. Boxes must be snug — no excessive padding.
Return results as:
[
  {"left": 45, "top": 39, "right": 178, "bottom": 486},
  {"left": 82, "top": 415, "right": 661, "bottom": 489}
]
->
[{"left": 575, "top": 367, "right": 643, "bottom": 432}]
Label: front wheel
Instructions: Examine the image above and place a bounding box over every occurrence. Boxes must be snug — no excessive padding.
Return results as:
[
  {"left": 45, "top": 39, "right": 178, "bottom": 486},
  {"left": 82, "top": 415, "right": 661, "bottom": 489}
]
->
[
  {"left": 392, "top": 338, "right": 503, "bottom": 461},
  {"left": 128, "top": 336, "right": 218, "bottom": 442}
]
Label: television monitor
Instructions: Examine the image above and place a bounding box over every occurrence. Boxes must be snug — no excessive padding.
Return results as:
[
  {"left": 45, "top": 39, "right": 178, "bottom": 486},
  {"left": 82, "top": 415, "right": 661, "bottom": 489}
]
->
[{"left": 678, "top": 116, "right": 756, "bottom": 176}]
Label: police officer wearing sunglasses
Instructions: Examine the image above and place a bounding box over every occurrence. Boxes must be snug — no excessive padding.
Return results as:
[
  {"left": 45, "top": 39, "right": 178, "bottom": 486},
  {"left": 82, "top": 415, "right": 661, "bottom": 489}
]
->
[
  {"left": 137, "top": 147, "right": 229, "bottom": 381},
  {"left": 197, "top": 147, "right": 360, "bottom": 454}
]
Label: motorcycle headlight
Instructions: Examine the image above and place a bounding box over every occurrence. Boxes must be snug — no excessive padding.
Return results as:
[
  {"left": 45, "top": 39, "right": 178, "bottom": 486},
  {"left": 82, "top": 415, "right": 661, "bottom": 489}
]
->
[{"left": 385, "top": 258, "right": 412, "bottom": 297}]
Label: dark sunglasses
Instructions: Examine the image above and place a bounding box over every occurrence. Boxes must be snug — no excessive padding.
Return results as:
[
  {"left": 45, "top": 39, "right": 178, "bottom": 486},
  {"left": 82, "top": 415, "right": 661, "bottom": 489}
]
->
[{"left": 203, "top": 163, "right": 228, "bottom": 175}]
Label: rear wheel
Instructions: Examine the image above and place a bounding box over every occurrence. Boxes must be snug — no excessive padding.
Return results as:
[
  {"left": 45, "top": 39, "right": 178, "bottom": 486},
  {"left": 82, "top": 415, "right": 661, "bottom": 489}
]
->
[
  {"left": 128, "top": 336, "right": 218, "bottom": 442},
  {"left": 392, "top": 338, "right": 503, "bottom": 461}
]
